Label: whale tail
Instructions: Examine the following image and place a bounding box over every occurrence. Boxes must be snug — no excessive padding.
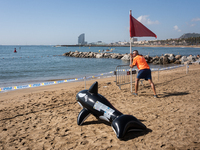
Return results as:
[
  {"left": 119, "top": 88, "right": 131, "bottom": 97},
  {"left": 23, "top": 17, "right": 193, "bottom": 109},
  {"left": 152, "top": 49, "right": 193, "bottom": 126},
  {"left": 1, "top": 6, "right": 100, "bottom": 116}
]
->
[{"left": 111, "top": 115, "right": 146, "bottom": 139}]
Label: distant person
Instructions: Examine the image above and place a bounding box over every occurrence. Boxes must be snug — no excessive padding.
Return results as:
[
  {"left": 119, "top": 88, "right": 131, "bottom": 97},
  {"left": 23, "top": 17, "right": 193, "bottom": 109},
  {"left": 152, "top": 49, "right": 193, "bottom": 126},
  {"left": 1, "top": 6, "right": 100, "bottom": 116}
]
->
[
  {"left": 130, "top": 50, "right": 157, "bottom": 98},
  {"left": 14, "top": 48, "right": 17, "bottom": 53}
]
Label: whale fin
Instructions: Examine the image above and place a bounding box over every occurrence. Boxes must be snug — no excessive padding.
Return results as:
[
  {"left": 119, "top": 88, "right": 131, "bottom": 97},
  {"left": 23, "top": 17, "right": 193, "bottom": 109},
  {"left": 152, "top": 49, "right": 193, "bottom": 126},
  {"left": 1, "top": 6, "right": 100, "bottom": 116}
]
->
[
  {"left": 88, "top": 81, "right": 98, "bottom": 94},
  {"left": 111, "top": 115, "right": 146, "bottom": 139},
  {"left": 77, "top": 108, "right": 91, "bottom": 125}
]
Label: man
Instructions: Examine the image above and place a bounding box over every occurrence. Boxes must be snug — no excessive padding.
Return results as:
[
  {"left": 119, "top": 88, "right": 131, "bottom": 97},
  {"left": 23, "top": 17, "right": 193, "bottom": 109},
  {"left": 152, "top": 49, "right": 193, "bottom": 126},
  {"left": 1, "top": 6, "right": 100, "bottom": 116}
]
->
[{"left": 130, "top": 50, "right": 157, "bottom": 98}]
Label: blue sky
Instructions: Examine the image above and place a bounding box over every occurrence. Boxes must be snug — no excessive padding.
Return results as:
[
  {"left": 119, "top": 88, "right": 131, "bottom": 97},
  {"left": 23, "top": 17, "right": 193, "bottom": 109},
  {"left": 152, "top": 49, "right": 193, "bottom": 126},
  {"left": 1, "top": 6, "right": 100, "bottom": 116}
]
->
[{"left": 0, "top": 0, "right": 200, "bottom": 45}]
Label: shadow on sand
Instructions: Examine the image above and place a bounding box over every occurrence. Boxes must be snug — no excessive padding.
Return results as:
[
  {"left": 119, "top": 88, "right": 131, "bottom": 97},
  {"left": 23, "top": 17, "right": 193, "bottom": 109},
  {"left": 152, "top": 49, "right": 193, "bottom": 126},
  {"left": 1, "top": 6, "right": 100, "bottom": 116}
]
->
[
  {"left": 161, "top": 91, "right": 189, "bottom": 98},
  {"left": 81, "top": 119, "right": 151, "bottom": 141}
]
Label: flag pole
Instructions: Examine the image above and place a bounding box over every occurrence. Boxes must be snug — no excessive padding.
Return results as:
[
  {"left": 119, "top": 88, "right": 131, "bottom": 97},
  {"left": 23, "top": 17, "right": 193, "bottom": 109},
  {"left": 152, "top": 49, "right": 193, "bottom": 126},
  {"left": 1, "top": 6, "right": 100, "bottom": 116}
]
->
[
  {"left": 129, "top": 9, "right": 157, "bottom": 93},
  {"left": 130, "top": 10, "right": 133, "bottom": 93},
  {"left": 130, "top": 37, "right": 133, "bottom": 93}
]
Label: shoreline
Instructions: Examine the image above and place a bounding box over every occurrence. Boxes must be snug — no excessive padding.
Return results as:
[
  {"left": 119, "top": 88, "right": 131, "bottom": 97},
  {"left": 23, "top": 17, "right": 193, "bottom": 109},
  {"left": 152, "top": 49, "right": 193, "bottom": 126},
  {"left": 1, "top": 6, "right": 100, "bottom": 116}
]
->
[
  {"left": 0, "top": 71, "right": 115, "bottom": 92},
  {"left": 0, "top": 64, "right": 186, "bottom": 93}
]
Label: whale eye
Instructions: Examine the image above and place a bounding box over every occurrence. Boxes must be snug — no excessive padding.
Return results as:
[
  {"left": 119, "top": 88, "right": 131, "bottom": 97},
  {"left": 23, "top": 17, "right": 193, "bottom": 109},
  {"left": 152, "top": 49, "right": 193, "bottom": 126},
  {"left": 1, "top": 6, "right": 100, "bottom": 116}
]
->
[{"left": 78, "top": 93, "right": 86, "bottom": 97}]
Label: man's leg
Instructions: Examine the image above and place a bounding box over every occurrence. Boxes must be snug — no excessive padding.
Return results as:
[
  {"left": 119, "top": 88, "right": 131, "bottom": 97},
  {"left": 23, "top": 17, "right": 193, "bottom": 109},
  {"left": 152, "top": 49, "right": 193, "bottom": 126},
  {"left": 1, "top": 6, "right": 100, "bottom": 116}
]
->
[
  {"left": 148, "top": 79, "right": 156, "bottom": 95},
  {"left": 135, "top": 78, "right": 140, "bottom": 94}
]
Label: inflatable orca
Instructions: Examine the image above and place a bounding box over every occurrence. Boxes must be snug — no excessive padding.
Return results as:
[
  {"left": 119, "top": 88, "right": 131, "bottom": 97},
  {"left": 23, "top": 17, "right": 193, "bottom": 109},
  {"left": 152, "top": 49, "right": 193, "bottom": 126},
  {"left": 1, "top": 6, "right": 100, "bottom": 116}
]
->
[{"left": 76, "top": 81, "right": 146, "bottom": 139}]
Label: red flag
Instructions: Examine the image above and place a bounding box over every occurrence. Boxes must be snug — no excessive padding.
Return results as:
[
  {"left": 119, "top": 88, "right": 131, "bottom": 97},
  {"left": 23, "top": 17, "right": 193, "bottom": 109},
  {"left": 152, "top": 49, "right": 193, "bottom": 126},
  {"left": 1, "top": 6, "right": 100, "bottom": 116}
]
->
[{"left": 130, "top": 12, "right": 157, "bottom": 38}]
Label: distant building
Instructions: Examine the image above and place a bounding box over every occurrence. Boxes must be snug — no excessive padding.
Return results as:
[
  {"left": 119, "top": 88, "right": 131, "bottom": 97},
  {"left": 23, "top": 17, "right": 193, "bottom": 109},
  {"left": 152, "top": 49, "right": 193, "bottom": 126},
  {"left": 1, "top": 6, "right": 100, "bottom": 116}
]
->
[
  {"left": 78, "top": 33, "right": 86, "bottom": 45},
  {"left": 133, "top": 38, "right": 137, "bottom": 42},
  {"left": 130, "top": 38, "right": 137, "bottom": 43}
]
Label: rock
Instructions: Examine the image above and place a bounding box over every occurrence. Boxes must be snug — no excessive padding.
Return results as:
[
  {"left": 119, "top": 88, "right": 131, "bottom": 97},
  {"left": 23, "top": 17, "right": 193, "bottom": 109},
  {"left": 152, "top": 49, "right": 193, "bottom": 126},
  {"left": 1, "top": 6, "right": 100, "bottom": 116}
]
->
[
  {"left": 152, "top": 56, "right": 159, "bottom": 61},
  {"left": 187, "top": 56, "right": 196, "bottom": 62},
  {"left": 117, "top": 55, "right": 123, "bottom": 59},
  {"left": 164, "top": 53, "right": 174, "bottom": 57},
  {"left": 104, "top": 53, "right": 112, "bottom": 58},
  {"left": 96, "top": 53, "right": 103, "bottom": 58},
  {"left": 174, "top": 60, "right": 181, "bottom": 64},
  {"left": 62, "top": 52, "right": 70, "bottom": 56},
  {"left": 144, "top": 55, "right": 152, "bottom": 63},
  {"left": 88, "top": 52, "right": 95, "bottom": 58},
  {"left": 150, "top": 56, "right": 160, "bottom": 65},
  {"left": 62, "top": 51, "right": 199, "bottom": 66},
  {"left": 72, "top": 52, "right": 79, "bottom": 57},
  {"left": 153, "top": 60, "right": 160, "bottom": 64},
  {"left": 159, "top": 56, "right": 169, "bottom": 64},
  {"left": 168, "top": 56, "right": 176, "bottom": 63},
  {"left": 151, "top": 56, "right": 159, "bottom": 63},
  {"left": 111, "top": 54, "right": 119, "bottom": 59},
  {"left": 69, "top": 51, "right": 74, "bottom": 56},
  {"left": 180, "top": 56, "right": 188, "bottom": 63},
  {"left": 163, "top": 57, "right": 169, "bottom": 64},
  {"left": 121, "top": 54, "right": 130, "bottom": 61},
  {"left": 175, "top": 55, "right": 182, "bottom": 59},
  {"left": 164, "top": 53, "right": 170, "bottom": 57}
]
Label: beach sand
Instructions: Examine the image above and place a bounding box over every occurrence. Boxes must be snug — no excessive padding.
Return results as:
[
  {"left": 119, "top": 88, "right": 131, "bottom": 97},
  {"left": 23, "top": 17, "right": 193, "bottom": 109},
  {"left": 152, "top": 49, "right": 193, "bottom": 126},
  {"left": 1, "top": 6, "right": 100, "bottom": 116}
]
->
[{"left": 0, "top": 65, "right": 200, "bottom": 150}]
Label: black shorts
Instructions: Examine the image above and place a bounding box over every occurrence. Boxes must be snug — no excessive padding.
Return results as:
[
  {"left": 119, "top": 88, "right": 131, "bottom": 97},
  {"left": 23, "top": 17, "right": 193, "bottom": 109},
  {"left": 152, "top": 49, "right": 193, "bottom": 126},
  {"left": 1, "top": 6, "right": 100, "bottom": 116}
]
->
[{"left": 137, "top": 69, "right": 152, "bottom": 80}]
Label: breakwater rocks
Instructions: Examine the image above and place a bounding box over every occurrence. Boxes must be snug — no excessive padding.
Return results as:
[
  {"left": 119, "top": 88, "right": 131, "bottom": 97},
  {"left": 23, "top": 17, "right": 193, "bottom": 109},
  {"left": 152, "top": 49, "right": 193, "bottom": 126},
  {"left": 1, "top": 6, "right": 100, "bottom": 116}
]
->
[{"left": 63, "top": 51, "right": 200, "bottom": 65}]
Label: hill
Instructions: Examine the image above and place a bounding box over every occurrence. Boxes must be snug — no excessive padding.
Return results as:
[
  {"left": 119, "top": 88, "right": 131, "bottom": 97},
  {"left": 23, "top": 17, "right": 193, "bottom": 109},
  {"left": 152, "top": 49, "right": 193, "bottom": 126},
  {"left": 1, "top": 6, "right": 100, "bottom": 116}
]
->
[{"left": 179, "top": 33, "right": 200, "bottom": 39}]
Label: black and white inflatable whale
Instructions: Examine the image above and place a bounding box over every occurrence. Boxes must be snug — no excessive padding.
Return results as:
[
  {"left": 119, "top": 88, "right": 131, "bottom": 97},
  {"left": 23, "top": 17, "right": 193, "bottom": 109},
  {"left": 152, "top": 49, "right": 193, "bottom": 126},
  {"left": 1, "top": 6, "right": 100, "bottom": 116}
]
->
[{"left": 76, "top": 81, "right": 146, "bottom": 139}]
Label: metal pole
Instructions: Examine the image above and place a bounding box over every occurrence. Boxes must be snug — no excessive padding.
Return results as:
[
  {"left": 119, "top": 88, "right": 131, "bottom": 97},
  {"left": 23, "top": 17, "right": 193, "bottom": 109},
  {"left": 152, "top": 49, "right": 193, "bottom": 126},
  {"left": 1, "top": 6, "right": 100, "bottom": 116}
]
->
[
  {"left": 158, "top": 68, "right": 159, "bottom": 81},
  {"left": 186, "top": 64, "right": 189, "bottom": 74},
  {"left": 130, "top": 10, "right": 133, "bottom": 93},
  {"left": 115, "top": 67, "right": 117, "bottom": 85},
  {"left": 130, "top": 37, "right": 132, "bottom": 93},
  {"left": 84, "top": 76, "right": 86, "bottom": 89}
]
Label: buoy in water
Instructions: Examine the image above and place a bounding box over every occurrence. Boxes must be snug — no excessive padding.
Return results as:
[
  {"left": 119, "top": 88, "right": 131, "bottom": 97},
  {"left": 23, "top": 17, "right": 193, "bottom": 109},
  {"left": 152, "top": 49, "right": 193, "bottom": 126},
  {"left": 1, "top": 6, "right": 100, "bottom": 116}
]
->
[{"left": 14, "top": 48, "right": 17, "bottom": 53}]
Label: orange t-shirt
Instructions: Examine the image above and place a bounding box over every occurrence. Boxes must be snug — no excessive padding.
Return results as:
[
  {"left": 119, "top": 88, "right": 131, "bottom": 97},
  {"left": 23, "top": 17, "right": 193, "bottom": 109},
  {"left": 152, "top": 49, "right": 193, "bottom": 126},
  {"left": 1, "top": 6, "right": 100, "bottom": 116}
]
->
[{"left": 132, "top": 55, "right": 150, "bottom": 70}]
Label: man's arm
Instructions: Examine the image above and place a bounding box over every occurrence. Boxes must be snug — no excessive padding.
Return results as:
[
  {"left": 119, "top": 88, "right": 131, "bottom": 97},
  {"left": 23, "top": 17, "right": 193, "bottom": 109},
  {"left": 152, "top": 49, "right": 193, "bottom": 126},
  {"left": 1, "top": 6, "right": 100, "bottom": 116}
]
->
[
  {"left": 130, "top": 53, "right": 135, "bottom": 68},
  {"left": 130, "top": 64, "right": 135, "bottom": 68}
]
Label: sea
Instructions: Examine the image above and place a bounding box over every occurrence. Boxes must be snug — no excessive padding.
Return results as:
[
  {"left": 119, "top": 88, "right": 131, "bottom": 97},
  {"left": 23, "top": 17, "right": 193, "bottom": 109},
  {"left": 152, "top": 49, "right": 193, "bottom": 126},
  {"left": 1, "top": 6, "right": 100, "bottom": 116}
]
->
[{"left": 1, "top": 45, "right": 200, "bottom": 89}]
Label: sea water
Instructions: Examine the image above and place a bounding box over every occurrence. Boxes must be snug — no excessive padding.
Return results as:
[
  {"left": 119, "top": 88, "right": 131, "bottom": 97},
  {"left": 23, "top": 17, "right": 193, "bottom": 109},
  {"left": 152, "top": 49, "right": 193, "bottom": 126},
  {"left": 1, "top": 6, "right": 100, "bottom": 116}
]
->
[{"left": 0, "top": 45, "right": 200, "bottom": 88}]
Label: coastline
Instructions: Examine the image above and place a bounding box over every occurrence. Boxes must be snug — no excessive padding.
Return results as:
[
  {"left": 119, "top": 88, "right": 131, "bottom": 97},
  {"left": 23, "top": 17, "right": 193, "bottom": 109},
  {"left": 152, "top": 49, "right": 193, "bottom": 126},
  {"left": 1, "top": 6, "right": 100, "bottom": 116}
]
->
[
  {"left": 0, "top": 65, "right": 200, "bottom": 149},
  {"left": 1, "top": 45, "right": 200, "bottom": 91},
  {"left": 135, "top": 45, "right": 200, "bottom": 48},
  {"left": 59, "top": 44, "right": 200, "bottom": 48}
]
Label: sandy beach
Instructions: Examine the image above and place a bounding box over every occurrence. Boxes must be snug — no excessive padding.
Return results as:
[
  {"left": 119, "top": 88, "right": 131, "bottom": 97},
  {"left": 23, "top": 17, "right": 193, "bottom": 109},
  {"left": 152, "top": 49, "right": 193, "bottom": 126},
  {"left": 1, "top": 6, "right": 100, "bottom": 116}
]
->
[{"left": 0, "top": 64, "right": 200, "bottom": 150}]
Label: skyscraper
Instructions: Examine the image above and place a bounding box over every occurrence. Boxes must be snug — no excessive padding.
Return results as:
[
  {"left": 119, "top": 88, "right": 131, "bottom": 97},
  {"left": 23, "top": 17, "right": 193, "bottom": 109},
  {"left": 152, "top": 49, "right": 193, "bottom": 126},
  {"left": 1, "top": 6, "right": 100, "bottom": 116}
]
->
[{"left": 78, "top": 33, "right": 85, "bottom": 45}]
